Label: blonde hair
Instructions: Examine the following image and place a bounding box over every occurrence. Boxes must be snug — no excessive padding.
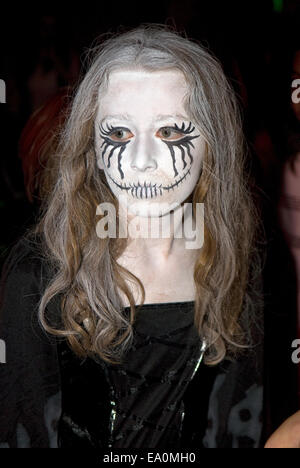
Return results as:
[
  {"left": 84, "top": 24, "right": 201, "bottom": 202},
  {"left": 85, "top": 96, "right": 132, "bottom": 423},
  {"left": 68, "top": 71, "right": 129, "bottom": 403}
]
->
[{"left": 27, "top": 24, "right": 263, "bottom": 365}]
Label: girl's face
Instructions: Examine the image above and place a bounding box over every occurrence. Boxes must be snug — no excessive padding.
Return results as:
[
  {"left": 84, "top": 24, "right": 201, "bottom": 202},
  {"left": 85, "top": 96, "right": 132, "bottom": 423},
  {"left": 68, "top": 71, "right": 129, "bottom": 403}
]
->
[{"left": 95, "top": 69, "right": 206, "bottom": 216}]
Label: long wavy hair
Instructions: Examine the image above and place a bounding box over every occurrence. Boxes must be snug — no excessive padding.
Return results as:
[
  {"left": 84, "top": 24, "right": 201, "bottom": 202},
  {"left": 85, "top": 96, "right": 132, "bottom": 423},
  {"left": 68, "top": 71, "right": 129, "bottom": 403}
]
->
[{"left": 27, "top": 24, "right": 263, "bottom": 366}]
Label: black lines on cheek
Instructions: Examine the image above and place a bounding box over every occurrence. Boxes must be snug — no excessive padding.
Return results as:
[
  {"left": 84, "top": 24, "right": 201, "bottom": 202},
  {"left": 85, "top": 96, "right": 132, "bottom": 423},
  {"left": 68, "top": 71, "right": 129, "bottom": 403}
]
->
[
  {"left": 100, "top": 137, "right": 128, "bottom": 179},
  {"left": 179, "top": 145, "right": 187, "bottom": 170},
  {"left": 101, "top": 141, "right": 109, "bottom": 161},
  {"left": 117, "top": 146, "right": 126, "bottom": 179},
  {"left": 164, "top": 133, "right": 200, "bottom": 172},
  {"left": 165, "top": 143, "right": 179, "bottom": 178},
  {"left": 101, "top": 140, "right": 115, "bottom": 169},
  {"left": 164, "top": 141, "right": 195, "bottom": 178},
  {"left": 182, "top": 141, "right": 194, "bottom": 165},
  {"left": 107, "top": 146, "right": 117, "bottom": 168}
]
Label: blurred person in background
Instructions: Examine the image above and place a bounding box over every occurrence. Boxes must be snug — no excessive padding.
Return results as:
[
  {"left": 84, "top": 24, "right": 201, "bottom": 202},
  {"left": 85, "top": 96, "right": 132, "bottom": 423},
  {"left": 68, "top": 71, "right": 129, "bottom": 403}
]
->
[
  {"left": 18, "top": 87, "right": 72, "bottom": 206},
  {"left": 278, "top": 44, "right": 300, "bottom": 396},
  {"left": 263, "top": 43, "right": 300, "bottom": 449}
]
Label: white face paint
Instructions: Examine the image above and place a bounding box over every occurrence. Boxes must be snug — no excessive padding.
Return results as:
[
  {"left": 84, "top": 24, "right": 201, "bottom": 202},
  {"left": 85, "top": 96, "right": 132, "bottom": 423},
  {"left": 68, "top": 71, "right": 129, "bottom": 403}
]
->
[{"left": 95, "top": 69, "right": 206, "bottom": 216}]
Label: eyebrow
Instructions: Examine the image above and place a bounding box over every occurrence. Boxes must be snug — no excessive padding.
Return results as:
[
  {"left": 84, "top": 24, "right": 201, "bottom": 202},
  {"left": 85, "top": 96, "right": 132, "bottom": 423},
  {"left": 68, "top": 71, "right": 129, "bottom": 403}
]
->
[
  {"left": 101, "top": 114, "right": 132, "bottom": 122},
  {"left": 101, "top": 113, "right": 190, "bottom": 123},
  {"left": 155, "top": 114, "right": 190, "bottom": 122}
]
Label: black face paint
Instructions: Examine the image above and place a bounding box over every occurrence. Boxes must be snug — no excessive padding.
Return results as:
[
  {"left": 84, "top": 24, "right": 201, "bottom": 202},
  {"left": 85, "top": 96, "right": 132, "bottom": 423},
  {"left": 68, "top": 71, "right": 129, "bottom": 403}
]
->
[
  {"left": 161, "top": 122, "right": 200, "bottom": 178},
  {"left": 99, "top": 123, "right": 131, "bottom": 179}
]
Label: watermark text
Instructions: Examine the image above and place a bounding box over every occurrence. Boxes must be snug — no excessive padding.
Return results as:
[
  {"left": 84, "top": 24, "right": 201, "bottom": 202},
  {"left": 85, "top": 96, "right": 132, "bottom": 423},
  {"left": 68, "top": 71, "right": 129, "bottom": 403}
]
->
[
  {"left": 0, "top": 339, "right": 6, "bottom": 363},
  {"left": 0, "top": 79, "right": 6, "bottom": 104},
  {"left": 291, "top": 338, "right": 300, "bottom": 364},
  {"left": 96, "top": 197, "right": 204, "bottom": 250},
  {"left": 292, "top": 78, "right": 300, "bottom": 104}
]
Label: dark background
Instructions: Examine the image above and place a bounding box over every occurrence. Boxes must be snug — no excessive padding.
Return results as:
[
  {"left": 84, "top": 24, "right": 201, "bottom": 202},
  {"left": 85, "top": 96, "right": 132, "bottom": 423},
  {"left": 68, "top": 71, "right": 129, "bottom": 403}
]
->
[
  {"left": 0, "top": 0, "right": 299, "bottom": 250},
  {"left": 0, "top": 0, "right": 300, "bottom": 439}
]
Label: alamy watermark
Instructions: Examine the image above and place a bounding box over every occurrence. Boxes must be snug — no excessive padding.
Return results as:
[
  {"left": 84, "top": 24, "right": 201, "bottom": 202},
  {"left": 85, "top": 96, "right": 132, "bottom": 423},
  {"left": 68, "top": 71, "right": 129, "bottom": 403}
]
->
[
  {"left": 96, "top": 196, "right": 204, "bottom": 249},
  {"left": 0, "top": 339, "right": 6, "bottom": 363},
  {"left": 0, "top": 79, "right": 6, "bottom": 104},
  {"left": 292, "top": 78, "right": 300, "bottom": 104},
  {"left": 0, "top": 80, "right": 6, "bottom": 362},
  {"left": 291, "top": 338, "right": 300, "bottom": 364}
]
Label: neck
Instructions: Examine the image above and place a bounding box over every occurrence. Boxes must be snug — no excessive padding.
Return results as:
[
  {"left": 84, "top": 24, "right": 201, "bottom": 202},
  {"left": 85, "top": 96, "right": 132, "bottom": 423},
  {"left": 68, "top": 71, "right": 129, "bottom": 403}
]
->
[{"left": 119, "top": 202, "right": 195, "bottom": 262}]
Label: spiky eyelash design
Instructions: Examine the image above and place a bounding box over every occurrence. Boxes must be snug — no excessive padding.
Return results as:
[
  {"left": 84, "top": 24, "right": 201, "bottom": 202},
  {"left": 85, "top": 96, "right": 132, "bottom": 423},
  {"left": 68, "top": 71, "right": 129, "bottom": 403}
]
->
[
  {"left": 99, "top": 121, "right": 200, "bottom": 180},
  {"left": 99, "top": 123, "right": 131, "bottom": 179},
  {"left": 161, "top": 122, "right": 200, "bottom": 178},
  {"left": 172, "top": 121, "right": 195, "bottom": 134},
  {"left": 99, "top": 122, "right": 128, "bottom": 137}
]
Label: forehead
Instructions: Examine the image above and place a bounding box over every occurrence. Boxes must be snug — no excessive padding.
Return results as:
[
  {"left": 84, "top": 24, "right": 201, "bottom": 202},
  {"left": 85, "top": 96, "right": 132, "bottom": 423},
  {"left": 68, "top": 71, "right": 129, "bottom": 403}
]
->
[{"left": 97, "top": 69, "right": 189, "bottom": 119}]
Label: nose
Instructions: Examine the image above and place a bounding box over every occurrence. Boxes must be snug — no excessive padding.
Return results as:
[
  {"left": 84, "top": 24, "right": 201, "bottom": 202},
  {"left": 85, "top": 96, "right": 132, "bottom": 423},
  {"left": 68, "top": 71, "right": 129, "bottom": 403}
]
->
[{"left": 130, "top": 138, "right": 158, "bottom": 173}]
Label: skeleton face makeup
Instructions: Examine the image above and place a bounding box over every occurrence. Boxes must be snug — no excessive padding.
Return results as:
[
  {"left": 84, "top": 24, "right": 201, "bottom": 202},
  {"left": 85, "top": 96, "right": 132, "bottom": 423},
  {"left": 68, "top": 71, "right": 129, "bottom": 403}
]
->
[{"left": 95, "top": 69, "right": 206, "bottom": 216}]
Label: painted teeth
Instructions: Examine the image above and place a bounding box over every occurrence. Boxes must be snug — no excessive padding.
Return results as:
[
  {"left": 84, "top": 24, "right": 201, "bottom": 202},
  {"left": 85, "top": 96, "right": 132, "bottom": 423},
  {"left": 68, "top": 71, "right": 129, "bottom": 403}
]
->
[
  {"left": 128, "top": 183, "right": 156, "bottom": 199},
  {"left": 107, "top": 167, "right": 192, "bottom": 199}
]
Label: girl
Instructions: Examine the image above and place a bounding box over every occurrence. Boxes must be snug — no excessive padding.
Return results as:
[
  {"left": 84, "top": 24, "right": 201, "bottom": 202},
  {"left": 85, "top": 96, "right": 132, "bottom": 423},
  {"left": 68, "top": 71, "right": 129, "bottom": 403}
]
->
[{"left": 0, "top": 25, "right": 264, "bottom": 448}]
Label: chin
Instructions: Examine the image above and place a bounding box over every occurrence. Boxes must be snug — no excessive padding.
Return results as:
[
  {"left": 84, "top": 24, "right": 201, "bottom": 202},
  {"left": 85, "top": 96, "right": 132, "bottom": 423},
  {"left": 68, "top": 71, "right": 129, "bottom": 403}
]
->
[
  {"left": 126, "top": 196, "right": 186, "bottom": 218},
  {"left": 112, "top": 182, "right": 194, "bottom": 218}
]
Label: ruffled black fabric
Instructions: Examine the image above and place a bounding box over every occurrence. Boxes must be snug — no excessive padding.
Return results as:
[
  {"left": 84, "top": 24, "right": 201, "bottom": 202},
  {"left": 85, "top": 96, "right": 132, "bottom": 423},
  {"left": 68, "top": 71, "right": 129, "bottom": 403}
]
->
[
  {"left": 0, "top": 236, "right": 264, "bottom": 448},
  {"left": 58, "top": 302, "right": 206, "bottom": 449}
]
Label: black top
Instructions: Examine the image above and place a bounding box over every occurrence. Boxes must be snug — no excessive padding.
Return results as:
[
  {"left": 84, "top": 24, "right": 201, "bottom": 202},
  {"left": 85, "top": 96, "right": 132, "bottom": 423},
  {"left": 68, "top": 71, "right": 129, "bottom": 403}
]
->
[
  {"left": 58, "top": 301, "right": 206, "bottom": 449},
  {"left": 0, "top": 236, "right": 264, "bottom": 448}
]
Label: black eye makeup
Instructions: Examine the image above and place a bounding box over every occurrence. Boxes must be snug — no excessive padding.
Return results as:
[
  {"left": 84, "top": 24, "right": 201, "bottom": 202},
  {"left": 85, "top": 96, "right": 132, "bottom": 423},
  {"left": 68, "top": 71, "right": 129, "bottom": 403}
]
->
[
  {"left": 99, "top": 123, "right": 133, "bottom": 179},
  {"left": 157, "top": 122, "right": 200, "bottom": 178},
  {"left": 100, "top": 123, "right": 134, "bottom": 142},
  {"left": 98, "top": 120, "right": 200, "bottom": 182}
]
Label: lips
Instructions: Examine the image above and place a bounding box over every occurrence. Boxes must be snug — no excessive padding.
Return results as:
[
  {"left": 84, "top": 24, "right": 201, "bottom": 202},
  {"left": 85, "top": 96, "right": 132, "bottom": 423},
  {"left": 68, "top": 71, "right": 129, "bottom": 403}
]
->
[{"left": 106, "top": 167, "right": 192, "bottom": 199}]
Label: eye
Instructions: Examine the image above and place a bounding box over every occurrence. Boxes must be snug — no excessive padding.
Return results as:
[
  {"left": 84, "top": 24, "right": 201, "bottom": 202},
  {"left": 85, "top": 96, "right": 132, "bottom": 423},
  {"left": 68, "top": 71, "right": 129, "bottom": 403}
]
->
[
  {"left": 108, "top": 128, "right": 134, "bottom": 142},
  {"left": 156, "top": 127, "right": 185, "bottom": 141}
]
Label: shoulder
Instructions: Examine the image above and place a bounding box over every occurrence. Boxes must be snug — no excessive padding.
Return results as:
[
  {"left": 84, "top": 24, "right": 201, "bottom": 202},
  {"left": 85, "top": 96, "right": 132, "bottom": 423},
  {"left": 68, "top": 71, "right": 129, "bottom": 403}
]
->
[
  {"left": 0, "top": 233, "right": 50, "bottom": 296},
  {"left": 0, "top": 233, "right": 55, "bottom": 333}
]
